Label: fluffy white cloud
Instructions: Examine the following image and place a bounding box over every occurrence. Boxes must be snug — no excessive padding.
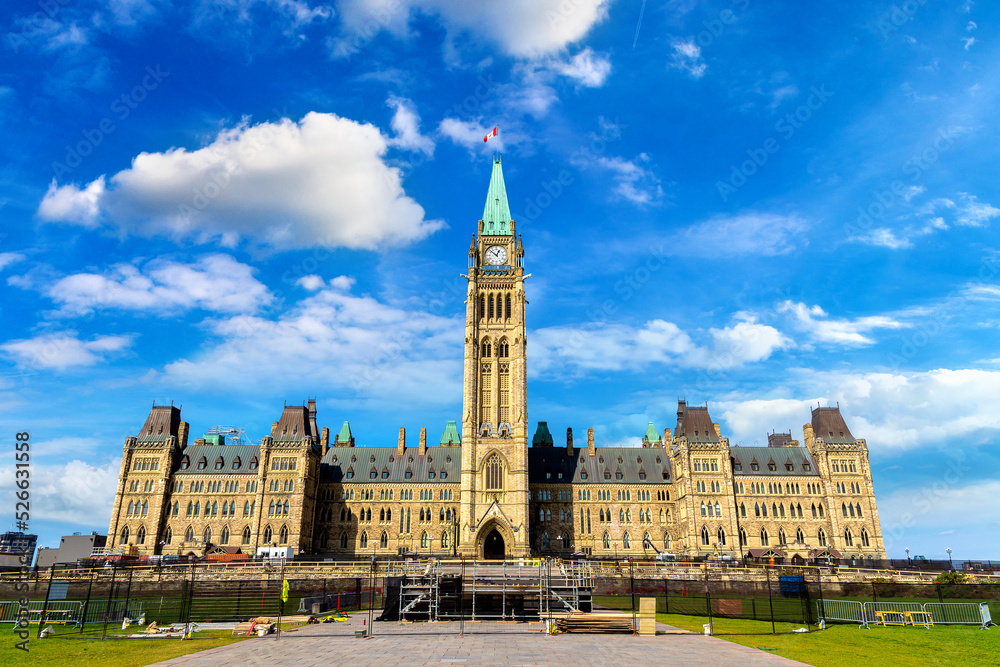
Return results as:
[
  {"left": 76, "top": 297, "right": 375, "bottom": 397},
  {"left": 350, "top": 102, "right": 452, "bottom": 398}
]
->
[
  {"left": 955, "top": 194, "right": 999, "bottom": 227},
  {"left": 668, "top": 213, "right": 809, "bottom": 257},
  {"left": 594, "top": 154, "right": 663, "bottom": 205},
  {"left": 297, "top": 274, "right": 326, "bottom": 290},
  {"left": 668, "top": 38, "right": 706, "bottom": 78},
  {"left": 532, "top": 316, "right": 788, "bottom": 375},
  {"left": 34, "top": 254, "right": 272, "bottom": 316},
  {"left": 1, "top": 332, "right": 133, "bottom": 370},
  {"left": 719, "top": 368, "right": 1000, "bottom": 452},
  {"left": 157, "top": 280, "right": 462, "bottom": 403},
  {"left": 330, "top": 0, "right": 611, "bottom": 58},
  {"left": 37, "top": 112, "right": 445, "bottom": 250},
  {"left": 778, "top": 301, "right": 907, "bottom": 346},
  {"left": 0, "top": 457, "right": 120, "bottom": 524},
  {"left": 438, "top": 117, "right": 492, "bottom": 150},
  {"left": 847, "top": 227, "right": 913, "bottom": 249},
  {"left": 387, "top": 96, "right": 435, "bottom": 156},
  {"left": 547, "top": 47, "right": 611, "bottom": 87}
]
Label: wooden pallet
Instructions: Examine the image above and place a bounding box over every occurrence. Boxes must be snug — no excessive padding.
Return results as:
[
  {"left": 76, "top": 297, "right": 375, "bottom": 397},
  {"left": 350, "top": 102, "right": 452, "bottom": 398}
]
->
[{"left": 552, "top": 612, "right": 634, "bottom": 634}]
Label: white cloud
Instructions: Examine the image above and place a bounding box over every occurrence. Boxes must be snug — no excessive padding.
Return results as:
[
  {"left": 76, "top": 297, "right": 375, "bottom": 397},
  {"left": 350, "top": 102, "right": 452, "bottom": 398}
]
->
[
  {"left": 37, "top": 177, "right": 105, "bottom": 227},
  {"left": 387, "top": 96, "right": 435, "bottom": 157},
  {"left": 157, "top": 280, "right": 462, "bottom": 403},
  {"left": 668, "top": 38, "right": 706, "bottom": 78},
  {"left": 297, "top": 274, "right": 326, "bottom": 290},
  {"left": 532, "top": 316, "right": 788, "bottom": 375},
  {"left": 438, "top": 117, "right": 491, "bottom": 150},
  {"left": 963, "top": 36, "right": 976, "bottom": 50},
  {"left": 33, "top": 254, "right": 273, "bottom": 316},
  {"left": 1, "top": 332, "right": 133, "bottom": 370},
  {"left": 848, "top": 227, "right": 913, "bottom": 249},
  {"left": 594, "top": 154, "right": 663, "bottom": 205},
  {"left": 0, "top": 458, "right": 120, "bottom": 525},
  {"left": 330, "top": 0, "right": 611, "bottom": 58},
  {"left": 720, "top": 368, "right": 1000, "bottom": 453},
  {"left": 955, "top": 194, "right": 999, "bottom": 227},
  {"left": 0, "top": 252, "right": 26, "bottom": 271},
  {"left": 37, "top": 112, "right": 445, "bottom": 251},
  {"left": 668, "top": 213, "right": 809, "bottom": 257},
  {"left": 778, "top": 301, "right": 907, "bottom": 347},
  {"left": 547, "top": 47, "right": 611, "bottom": 87}
]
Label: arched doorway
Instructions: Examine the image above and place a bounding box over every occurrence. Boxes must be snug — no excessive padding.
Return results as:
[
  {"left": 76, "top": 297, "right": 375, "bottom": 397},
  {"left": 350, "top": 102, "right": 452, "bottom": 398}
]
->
[{"left": 483, "top": 529, "right": 505, "bottom": 559}]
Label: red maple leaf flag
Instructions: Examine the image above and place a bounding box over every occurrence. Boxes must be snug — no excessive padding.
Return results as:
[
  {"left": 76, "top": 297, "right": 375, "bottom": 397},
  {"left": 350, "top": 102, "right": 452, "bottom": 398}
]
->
[{"left": 483, "top": 126, "right": 498, "bottom": 142}]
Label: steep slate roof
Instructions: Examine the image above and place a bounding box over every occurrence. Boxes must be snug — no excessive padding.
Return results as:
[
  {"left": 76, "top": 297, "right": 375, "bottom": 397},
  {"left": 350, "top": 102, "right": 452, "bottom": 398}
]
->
[
  {"left": 644, "top": 422, "right": 660, "bottom": 444},
  {"left": 321, "top": 446, "right": 460, "bottom": 484},
  {"left": 675, "top": 402, "right": 719, "bottom": 443},
  {"left": 811, "top": 407, "right": 855, "bottom": 444},
  {"left": 767, "top": 432, "right": 793, "bottom": 447},
  {"left": 335, "top": 421, "right": 353, "bottom": 444},
  {"left": 439, "top": 421, "right": 461, "bottom": 445},
  {"left": 730, "top": 446, "right": 819, "bottom": 477},
  {"left": 532, "top": 421, "right": 554, "bottom": 447},
  {"left": 137, "top": 405, "right": 181, "bottom": 443},
  {"left": 174, "top": 445, "right": 261, "bottom": 475},
  {"left": 273, "top": 405, "right": 315, "bottom": 443},
  {"left": 481, "top": 155, "right": 512, "bottom": 235},
  {"left": 528, "top": 447, "right": 672, "bottom": 485}
]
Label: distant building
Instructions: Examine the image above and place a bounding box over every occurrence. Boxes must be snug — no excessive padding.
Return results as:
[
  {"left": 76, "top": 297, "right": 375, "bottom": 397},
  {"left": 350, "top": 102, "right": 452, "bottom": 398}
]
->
[
  {"left": 0, "top": 531, "right": 37, "bottom": 558},
  {"left": 32, "top": 533, "right": 107, "bottom": 568},
  {"left": 35, "top": 547, "right": 59, "bottom": 568}
]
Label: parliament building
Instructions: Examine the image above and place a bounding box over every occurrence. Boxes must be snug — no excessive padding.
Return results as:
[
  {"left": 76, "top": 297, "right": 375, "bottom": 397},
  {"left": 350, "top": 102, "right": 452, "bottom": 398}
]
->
[{"left": 107, "top": 157, "right": 886, "bottom": 563}]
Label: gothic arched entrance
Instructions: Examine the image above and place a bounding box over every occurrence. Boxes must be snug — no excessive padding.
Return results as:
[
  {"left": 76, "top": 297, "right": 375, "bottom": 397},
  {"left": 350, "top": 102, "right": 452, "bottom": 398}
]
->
[{"left": 483, "top": 529, "right": 505, "bottom": 560}]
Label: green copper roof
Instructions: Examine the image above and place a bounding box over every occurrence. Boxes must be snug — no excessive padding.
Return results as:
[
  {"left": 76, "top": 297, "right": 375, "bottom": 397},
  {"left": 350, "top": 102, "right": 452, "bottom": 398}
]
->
[
  {"left": 336, "top": 421, "right": 352, "bottom": 444},
  {"left": 440, "top": 420, "right": 461, "bottom": 445},
  {"left": 532, "top": 421, "right": 554, "bottom": 447},
  {"left": 482, "top": 155, "right": 512, "bottom": 235},
  {"left": 645, "top": 422, "right": 660, "bottom": 443}
]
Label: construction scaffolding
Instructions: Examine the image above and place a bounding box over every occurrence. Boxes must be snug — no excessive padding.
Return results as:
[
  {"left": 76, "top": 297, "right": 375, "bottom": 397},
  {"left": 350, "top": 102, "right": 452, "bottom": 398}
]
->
[{"left": 382, "top": 560, "right": 594, "bottom": 622}]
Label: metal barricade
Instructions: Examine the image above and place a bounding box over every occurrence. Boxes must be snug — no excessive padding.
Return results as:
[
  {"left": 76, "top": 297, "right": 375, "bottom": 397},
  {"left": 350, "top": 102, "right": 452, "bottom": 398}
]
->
[
  {"left": 817, "top": 599, "right": 867, "bottom": 629},
  {"left": 864, "top": 601, "right": 923, "bottom": 626},
  {"left": 924, "top": 602, "right": 995, "bottom": 630}
]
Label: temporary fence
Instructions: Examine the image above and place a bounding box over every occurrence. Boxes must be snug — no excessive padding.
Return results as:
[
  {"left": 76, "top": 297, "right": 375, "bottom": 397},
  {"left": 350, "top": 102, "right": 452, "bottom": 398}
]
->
[{"left": 818, "top": 599, "right": 995, "bottom": 630}]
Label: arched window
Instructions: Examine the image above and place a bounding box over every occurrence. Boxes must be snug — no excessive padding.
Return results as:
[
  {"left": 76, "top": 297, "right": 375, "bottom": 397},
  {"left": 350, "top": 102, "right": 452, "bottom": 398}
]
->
[
  {"left": 773, "top": 503, "right": 779, "bottom": 517},
  {"left": 193, "top": 501, "right": 200, "bottom": 516},
  {"left": 481, "top": 339, "right": 491, "bottom": 357},
  {"left": 164, "top": 526, "right": 172, "bottom": 543},
  {"left": 360, "top": 531, "right": 368, "bottom": 548},
  {"left": 387, "top": 508, "right": 392, "bottom": 522},
  {"left": 796, "top": 528, "right": 804, "bottom": 543},
  {"left": 740, "top": 503, "right": 746, "bottom": 517},
  {"left": 856, "top": 503, "right": 863, "bottom": 518},
  {"left": 714, "top": 502, "right": 721, "bottom": 516},
  {"left": 623, "top": 533, "right": 631, "bottom": 549},
  {"left": 380, "top": 531, "right": 388, "bottom": 549},
  {"left": 185, "top": 526, "right": 194, "bottom": 542},
  {"left": 203, "top": 526, "right": 212, "bottom": 544},
  {"left": 340, "top": 532, "right": 348, "bottom": 549},
  {"left": 220, "top": 526, "right": 230, "bottom": 545},
  {"left": 760, "top": 528, "right": 769, "bottom": 546},
  {"left": 861, "top": 528, "right": 870, "bottom": 547},
  {"left": 127, "top": 501, "right": 134, "bottom": 516},
  {"left": 120, "top": 525, "right": 129, "bottom": 543},
  {"left": 421, "top": 531, "right": 429, "bottom": 549},
  {"left": 284, "top": 500, "right": 289, "bottom": 515},
  {"left": 603, "top": 532, "right": 610, "bottom": 549},
  {"left": 643, "top": 531, "right": 652, "bottom": 549},
  {"left": 739, "top": 528, "right": 747, "bottom": 546},
  {"left": 755, "top": 503, "right": 761, "bottom": 517},
  {"left": 664, "top": 535, "right": 672, "bottom": 549},
  {"left": 701, "top": 526, "right": 710, "bottom": 545},
  {"left": 778, "top": 529, "right": 786, "bottom": 546},
  {"left": 505, "top": 294, "right": 512, "bottom": 319},
  {"left": 479, "top": 295, "right": 485, "bottom": 320},
  {"left": 488, "top": 294, "right": 495, "bottom": 319},
  {"left": 136, "top": 525, "right": 146, "bottom": 544},
  {"left": 542, "top": 532, "right": 550, "bottom": 549},
  {"left": 242, "top": 526, "right": 251, "bottom": 545},
  {"left": 818, "top": 528, "right": 827, "bottom": 545},
  {"left": 700, "top": 502, "right": 707, "bottom": 516},
  {"left": 263, "top": 525, "right": 272, "bottom": 544},
  {"left": 380, "top": 508, "right": 385, "bottom": 522},
  {"left": 844, "top": 528, "right": 853, "bottom": 547},
  {"left": 819, "top": 504, "right": 824, "bottom": 517},
  {"left": 762, "top": 503, "right": 768, "bottom": 517},
  {"left": 484, "top": 452, "right": 503, "bottom": 490},
  {"left": 717, "top": 527, "right": 726, "bottom": 546}
]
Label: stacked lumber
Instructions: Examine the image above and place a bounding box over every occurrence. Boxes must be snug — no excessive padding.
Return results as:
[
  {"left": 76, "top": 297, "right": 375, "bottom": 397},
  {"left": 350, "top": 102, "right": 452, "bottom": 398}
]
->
[
  {"left": 552, "top": 612, "right": 634, "bottom": 634},
  {"left": 637, "top": 598, "right": 656, "bottom": 637}
]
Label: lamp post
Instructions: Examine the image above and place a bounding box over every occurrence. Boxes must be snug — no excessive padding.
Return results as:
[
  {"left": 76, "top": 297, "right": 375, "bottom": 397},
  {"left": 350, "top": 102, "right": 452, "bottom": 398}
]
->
[
  {"left": 826, "top": 543, "right": 832, "bottom": 567},
  {"left": 905, "top": 547, "right": 910, "bottom": 567},
  {"left": 946, "top": 547, "right": 953, "bottom": 571}
]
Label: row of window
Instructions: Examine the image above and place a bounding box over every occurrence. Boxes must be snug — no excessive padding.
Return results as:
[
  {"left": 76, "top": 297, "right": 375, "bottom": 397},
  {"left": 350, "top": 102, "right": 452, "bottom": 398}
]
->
[
  {"left": 832, "top": 460, "right": 858, "bottom": 473},
  {"left": 131, "top": 458, "right": 159, "bottom": 471},
  {"left": 740, "top": 481, "right": 820, "bottom": 495},
  {"left": 167, "top": 500, "right": 258, "bottom": 518},
  {"left": 478, "top": 293, "right": 513, "bottom": 321},
  {"left": 180, "top": 456, "right": 258, "bottom": 471},
  {"left": 129, "top": 480, "right": 155, "bottom": 493},
  {"left": 271, "top": 457, "right": 297, "bottom": 471},
  {"left": 734, "top": 461, "right": 812, "bottom": 472},
  {"left": 121, "top": 523, "right": 290, "bottom": 547},
  {"left": 836, "top": 482, "right": 863, "bottom": 494},
  {"left": 696, "top": 481, "right": 722, "bottom": 493},
  {"left": 267, "top": 479, "right": 295, "bottom": 492},
  {"left": 344, "top": 467, "right": 452, "bottom": 480},
  {"left": 739, "top": 501, "right": 821, "bottom": 519},
  {"left": 170, "top": 480, "right": 258, "bottom": 494},
  {"left": 693, "top": 459, "right": 719, "bottom": 472}
]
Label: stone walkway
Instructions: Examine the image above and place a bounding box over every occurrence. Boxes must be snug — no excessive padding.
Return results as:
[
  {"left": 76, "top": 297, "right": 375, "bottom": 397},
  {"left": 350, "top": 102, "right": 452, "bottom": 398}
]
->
[{"left": 151, "top": 613, "right": 808, "bottom": 667}]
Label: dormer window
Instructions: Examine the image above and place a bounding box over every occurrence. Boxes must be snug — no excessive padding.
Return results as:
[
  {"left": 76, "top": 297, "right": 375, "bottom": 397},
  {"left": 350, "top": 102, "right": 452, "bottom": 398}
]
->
[
  {"left": 751, "top": 462, "right": 760, "bottom": 471},
  {"left": 197, "top": 456, "right": 207, "bottom": 470},
  {"left": 615, "top": 470, "right": 623, "bottom": 480},
  {"left": 768, "top": 463, "right": 777, "bottom": 471},
  {"left": 803, "top": 463, "right": 811, "bottom": 471},
  {"left": 604, "top": 470, "right": 611, "bottom": 480},
  {"left": 370, "top": 468, "right": 377, "bottom": 479},
  {"left": 249, "top": 457, "right": 258, "bottom": 470},
  {"left": 346, "top": 467, "right": 354, "bottom": 479},
  {"left": 180, "top": 456, "right": 190, "bottom": 470},
  {"left": 382, "top": 468, "right": 390, "bottom": 479},
  {"left": 405, "top": 469, "right": 413, "bottom": 479},
  {"left": 440, "top": 470, "right": 447, "bottom": 479},
  {"left": 215, "top": 456, "right": 225, "bottom": 470},
  {"left": 581, "top": 471, "right": 588, "bottom": 480},
  {"left": 429, "top": 470, "right": 436, "bottom": 479}
]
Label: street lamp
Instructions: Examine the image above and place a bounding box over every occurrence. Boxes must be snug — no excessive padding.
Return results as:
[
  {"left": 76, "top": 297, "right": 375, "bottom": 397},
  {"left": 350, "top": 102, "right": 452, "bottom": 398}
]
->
[
  {"left": 946, "top": 547, "right": 953, "bottom": 571},
  {"left": 905, "top": 547, "right": 910, "bottom": 566}
]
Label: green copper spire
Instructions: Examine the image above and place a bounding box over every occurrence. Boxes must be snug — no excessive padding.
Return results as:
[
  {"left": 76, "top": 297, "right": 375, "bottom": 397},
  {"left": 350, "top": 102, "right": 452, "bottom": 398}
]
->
[
  {"left": 440, "top": 420, "right": 461, "bottom": 446},
  {"left": 482, "top": 154, "right": 512, "bottom": 235},
  {"left": 645, "top": 422, "right": 660, "bottom": 444},
  {"left": 335, "top": 421, "right": 353, "bottom": 446}
]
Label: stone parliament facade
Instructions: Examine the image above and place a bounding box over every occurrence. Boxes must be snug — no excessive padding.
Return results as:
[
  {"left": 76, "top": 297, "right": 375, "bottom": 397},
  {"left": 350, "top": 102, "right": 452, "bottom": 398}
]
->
[{"left": 107, "top": 157, "right": 886, "bottom": 563}]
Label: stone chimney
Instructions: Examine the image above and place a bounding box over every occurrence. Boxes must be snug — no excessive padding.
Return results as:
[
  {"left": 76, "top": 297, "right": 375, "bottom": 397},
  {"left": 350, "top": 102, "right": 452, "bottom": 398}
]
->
[
  {"left": 713, "top": 422, "right": 721, "bottom": 438},
  {"left": 566, "top": 427, "right": 573, "bottom": 454},
  {"left": 419, "top": 427, "right": 427, "bottom": 455},
  {"left": 178, "top": 421, "right": 189, "bottom": 450},
  {"left": 587, "top": 427, "right": 596, "bottom": 456},
  {"left": 803, "top": 423, "right": 816, "bottom": 451},
  {"left": 398, "top": 427, "right": 406, "bottom": 455},
  {"left": 320, "top": 427, "right": 330, "bottom": 456},
  {"left": 271, "top": 421, "right": 279, "bottom": 437},
  {"left": 663, "top": 428, "right": 671, "bottom": 448}
]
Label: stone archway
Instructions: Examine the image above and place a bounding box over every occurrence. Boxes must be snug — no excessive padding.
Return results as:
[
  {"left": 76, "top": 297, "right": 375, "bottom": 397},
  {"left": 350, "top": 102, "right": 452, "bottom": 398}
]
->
[{"left": 483, "top": 529, "right": 505, "bottom": 559}]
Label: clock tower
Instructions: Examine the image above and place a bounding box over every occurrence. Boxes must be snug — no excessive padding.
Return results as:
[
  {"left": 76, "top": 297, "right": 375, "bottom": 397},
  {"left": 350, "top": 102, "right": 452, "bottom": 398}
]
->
[{"left": 459, "top": 155, "right": 530, "bottom": 558}]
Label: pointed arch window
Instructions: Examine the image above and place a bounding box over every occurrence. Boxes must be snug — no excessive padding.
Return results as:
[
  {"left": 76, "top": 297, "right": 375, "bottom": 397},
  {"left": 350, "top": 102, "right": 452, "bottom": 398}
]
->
[
  {"left": 760, "top": 528, "right": 769, "bottom": 546},
  {"left": 479, "top": 295, "right": 485, "bottom": 320},
  {"left": 542, "top": 532, "right": 550, "bottom": 549},
  {"left": 221, "top": 526, "right": 230, "bottom": 545},
  {"left": 856, "top": 503, "right": 863, "bottom": 518},
  {"left": 242, "top": 526, "right": 251, "bottom": 545},
  {"left": 739, "top": 528, "right": 747, "bottom": 546},
  {"left": 340, "top": 532, "right": 348, "bottom": 549},
  {"left": 778, "top": 529, "right": 787, "bottom": 546},
  {"left": 262, "top": 525, "right": 272, "bottom": 544},
  {"left": 380, "top": 531, "right": 388, "bottom": 549},
  {"left": 603, "top": 532, "right": 610, "bottom": 549},
  {"left": 165, "top": 526, "right": 173, "bottom": 544},
  {"left": 740, "top": 503, "right": 746, "bottom": 518},
  {"left": 701, "top": 526, "right": 710, "bottom": 545},
  {"left": 717, "top": 527, "right": 726, "bottom": 546},
  {"left": 136, "top": 525, "right": 146, "bottom": 544},
  {"left": 818, "top": 527, "right": 827, "bottom": 546},
  {"left": 203, "top": 526, "right": 212, "bottom": 544},
  {"left": 420, "top": 531, "right": 429, "bottom": 549},
  {"left": 844, "top": 528, "right": 854, "bottom": 547},
  {"left": 485, "top": 452, "right": 503, "bottom": 491},
  {"left": 861, "top": 528, "right": 870, "bottom": 547},
  {"left": 505, "top": 293, "right": 512, "bottom": 319},
  {"left": 360, "top": 531, "right": 368, "bottom": 548},
  {"left": 623, "top": 533, "right": 631, "bottom": 549}
]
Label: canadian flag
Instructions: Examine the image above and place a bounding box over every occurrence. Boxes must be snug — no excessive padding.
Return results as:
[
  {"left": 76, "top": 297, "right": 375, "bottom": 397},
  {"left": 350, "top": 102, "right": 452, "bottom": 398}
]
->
[{"left": 483, "top": 126, "right": 498, "bottom": 142}]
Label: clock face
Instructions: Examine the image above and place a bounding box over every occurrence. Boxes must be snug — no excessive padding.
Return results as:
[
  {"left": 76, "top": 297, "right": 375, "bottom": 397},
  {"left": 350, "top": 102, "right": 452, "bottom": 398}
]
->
[{"left": 485, "top": 245, "right": 508, "bottom": 265}]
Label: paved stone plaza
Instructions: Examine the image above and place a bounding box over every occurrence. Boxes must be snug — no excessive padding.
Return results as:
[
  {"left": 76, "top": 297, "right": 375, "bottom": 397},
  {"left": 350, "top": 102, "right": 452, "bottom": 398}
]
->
[{"left": 152, "top": 613, "right": 807, "bottom": 667}]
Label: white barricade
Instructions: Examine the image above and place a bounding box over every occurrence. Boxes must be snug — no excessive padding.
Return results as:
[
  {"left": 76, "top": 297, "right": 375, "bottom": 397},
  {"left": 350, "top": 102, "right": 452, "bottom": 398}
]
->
[
  {"left": 816, "top": 599, "right": 867, "bottom": 629},
  {"left": 818, "top": 599, "right": 996, "bottom": 630},
  {"left": 924, "top": 602, "right": 995, "bottom": 630}
]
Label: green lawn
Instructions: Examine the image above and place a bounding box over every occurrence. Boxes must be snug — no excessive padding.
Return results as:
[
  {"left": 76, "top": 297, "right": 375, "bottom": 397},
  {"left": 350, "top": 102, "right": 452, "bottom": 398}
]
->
[{"left": 654, "top": 614, "right": 999, "bottom": 666}]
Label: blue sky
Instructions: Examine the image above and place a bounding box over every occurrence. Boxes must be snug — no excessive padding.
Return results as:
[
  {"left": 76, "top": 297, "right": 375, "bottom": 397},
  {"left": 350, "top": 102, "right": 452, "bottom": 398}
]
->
[{"left": 1, "top": 0, "right": 998, "bottom": 560}]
